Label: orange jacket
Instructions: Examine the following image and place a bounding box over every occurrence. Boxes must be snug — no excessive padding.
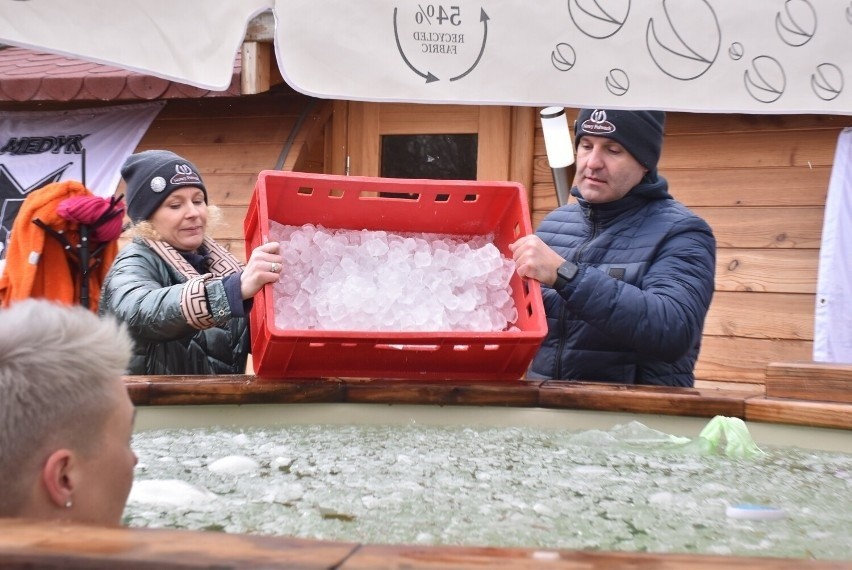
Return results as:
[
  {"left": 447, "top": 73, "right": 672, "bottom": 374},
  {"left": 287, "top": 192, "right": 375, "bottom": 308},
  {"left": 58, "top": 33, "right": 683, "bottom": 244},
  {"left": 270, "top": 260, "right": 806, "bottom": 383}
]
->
[{"left": 0, "top": 180, "right": 118, "bottom": 311}]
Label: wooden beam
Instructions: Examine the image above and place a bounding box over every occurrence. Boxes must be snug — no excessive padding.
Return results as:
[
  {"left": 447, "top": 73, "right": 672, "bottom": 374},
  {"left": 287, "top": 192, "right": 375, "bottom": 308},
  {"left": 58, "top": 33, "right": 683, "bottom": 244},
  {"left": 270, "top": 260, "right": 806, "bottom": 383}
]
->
[
  {"left": 240, "top": 41, "right": 272, "bottom": 95},
  {"left": 245, "top": 10, "right": 275, "bottom": 42}
]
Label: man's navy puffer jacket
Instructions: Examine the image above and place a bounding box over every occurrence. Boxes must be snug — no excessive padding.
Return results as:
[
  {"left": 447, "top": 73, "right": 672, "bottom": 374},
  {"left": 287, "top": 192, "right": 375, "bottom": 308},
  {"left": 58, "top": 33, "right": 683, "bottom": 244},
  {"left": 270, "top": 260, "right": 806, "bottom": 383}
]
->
[{"left": 529, "top": 175, "right": 716, "bottom": 387}]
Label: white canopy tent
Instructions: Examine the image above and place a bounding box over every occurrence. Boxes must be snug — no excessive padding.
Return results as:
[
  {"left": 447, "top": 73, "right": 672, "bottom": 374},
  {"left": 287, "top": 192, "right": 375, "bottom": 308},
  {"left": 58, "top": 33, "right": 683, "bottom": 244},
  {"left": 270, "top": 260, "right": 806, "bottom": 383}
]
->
[{"left": 0, "top": 0, "right": 850, "bottom": 114}]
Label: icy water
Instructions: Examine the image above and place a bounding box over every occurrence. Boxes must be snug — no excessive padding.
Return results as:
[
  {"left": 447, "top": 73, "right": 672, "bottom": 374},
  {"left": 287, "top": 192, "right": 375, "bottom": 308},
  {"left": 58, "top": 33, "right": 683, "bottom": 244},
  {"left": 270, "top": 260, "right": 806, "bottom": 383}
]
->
[{"left": 126, "top": 421, "right": 852, "bottom": 560}]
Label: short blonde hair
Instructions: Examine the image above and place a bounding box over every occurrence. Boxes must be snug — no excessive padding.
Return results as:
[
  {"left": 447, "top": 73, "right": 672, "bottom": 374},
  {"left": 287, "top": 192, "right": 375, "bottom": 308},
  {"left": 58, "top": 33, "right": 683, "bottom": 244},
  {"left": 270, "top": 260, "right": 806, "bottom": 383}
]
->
[{"left": 0, "top": 300, "right": 133, "bottom": 515}]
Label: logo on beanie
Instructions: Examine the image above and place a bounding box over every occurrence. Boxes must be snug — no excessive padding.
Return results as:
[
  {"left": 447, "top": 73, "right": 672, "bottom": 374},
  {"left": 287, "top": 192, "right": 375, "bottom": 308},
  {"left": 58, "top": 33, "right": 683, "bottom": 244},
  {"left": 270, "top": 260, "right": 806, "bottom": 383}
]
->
[
  {"left": 150, "top": 177, "right": 167, "bottom": 192},
  {"left": 581, "top": 109, "right": 616, "bottom": 135},
  {"left": 169, "top": 163, "right": 201, "bottom": 186}
]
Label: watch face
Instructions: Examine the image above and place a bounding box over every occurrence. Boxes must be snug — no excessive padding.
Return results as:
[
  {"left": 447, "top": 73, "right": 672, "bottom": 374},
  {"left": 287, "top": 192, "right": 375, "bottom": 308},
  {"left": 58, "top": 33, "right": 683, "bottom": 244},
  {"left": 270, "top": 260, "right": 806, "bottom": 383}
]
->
[{"left": 558, "top": 261, "right": 578, "bottom": 281}]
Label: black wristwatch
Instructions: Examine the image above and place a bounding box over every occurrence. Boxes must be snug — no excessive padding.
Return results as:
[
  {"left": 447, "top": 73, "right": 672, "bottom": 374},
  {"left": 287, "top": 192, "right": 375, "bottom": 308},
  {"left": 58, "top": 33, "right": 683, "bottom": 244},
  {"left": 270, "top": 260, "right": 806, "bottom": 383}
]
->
[{"left": 553, "top": 260, "right": 579, "bottom": 289}]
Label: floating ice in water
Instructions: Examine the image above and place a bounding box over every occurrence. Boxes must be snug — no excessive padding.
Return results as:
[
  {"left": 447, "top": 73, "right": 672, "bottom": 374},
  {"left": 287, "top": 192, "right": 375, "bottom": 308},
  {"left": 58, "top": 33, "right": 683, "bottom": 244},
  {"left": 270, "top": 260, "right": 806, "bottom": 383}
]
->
[
  {"left": 128, "top": 479, "right": 216, "bottom": 506},
  {"left": 207, "top": 455, "right": 261, "bottom": 475},
  {"left": 268, "top": 222, "right": 518, "bottom": 332},
  {"left": 127, "top": 422, "right": 852, "bottom": 559}
]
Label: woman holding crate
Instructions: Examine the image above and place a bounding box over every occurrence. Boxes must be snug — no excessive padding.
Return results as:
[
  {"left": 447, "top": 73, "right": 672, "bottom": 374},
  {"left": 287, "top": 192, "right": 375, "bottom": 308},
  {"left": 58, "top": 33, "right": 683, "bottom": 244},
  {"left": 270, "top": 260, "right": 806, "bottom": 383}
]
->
[{"left": 99, "top": 150, "right": 282, "bottom": 375}]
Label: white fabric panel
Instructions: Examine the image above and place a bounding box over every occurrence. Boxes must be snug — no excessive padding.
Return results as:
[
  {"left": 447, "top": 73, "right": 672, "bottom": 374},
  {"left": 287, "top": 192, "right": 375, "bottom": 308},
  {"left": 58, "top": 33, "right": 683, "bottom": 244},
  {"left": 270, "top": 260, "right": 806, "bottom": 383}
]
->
[
  {"left": 814, "top": 128, "right": 852, "bottom": 362},
  {"left": 0, "top": 0, "right": 272, "bottom": 90},
  {"left": 274, "top": 0, "right": 852, "bottom": 114},
  {"left": 1, "top": 1, "right": 851, "bottom": 112}
]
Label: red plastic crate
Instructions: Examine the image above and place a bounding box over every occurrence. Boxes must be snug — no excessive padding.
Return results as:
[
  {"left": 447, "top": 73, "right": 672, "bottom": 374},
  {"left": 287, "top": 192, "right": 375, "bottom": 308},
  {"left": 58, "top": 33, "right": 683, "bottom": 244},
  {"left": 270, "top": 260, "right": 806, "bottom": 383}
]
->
[{"left": 244, "top": 171, "right": 546, "bottom": 381}]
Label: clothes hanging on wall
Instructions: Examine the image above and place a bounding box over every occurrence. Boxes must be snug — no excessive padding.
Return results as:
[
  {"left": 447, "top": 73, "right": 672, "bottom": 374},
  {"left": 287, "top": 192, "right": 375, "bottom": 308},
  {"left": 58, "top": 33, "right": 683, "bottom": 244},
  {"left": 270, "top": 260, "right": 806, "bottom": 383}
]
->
[{"left": 0, "top": 180, "right": 120, "bottom": 311}]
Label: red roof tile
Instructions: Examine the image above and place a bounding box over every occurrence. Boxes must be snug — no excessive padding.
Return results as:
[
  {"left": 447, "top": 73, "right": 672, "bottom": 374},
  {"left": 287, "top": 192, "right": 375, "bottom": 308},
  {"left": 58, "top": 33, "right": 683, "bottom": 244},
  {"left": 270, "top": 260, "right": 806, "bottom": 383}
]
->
[{"left": 0, "top": 46, "right": 241, "bottom": 102}]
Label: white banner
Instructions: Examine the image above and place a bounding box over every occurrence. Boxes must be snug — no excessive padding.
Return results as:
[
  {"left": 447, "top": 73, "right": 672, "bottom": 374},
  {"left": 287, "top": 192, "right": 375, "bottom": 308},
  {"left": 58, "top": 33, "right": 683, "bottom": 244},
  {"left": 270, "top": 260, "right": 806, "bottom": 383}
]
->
[
  {"left": 0, "top": 0, "right": 272, "bottom": 91},
  {"left": 0, "top": 102, "right": 163, "bottom": 258},
  {"left": 1, "top": 1, "right": 850, "bottom": 113},
  {"left": 276, "top": 0, "right": 852, "bottom": 114},
  {"left": 814, "top": 128, "right": 852, "bottom": 363}
]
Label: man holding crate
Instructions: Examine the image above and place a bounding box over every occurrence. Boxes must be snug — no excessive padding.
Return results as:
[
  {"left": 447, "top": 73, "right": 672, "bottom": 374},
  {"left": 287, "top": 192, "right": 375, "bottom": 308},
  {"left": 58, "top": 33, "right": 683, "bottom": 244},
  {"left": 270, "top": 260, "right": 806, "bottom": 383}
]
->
[{"left": 510, "top": 108, "right": 716, "bottom": 387}]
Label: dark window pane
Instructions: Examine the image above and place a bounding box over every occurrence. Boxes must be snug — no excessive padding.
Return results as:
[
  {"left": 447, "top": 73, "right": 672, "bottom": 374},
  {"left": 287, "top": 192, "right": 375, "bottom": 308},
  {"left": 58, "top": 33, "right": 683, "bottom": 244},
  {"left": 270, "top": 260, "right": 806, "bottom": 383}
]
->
[{"left": 381, "top": 134, "right": 477, "bottom": 180}]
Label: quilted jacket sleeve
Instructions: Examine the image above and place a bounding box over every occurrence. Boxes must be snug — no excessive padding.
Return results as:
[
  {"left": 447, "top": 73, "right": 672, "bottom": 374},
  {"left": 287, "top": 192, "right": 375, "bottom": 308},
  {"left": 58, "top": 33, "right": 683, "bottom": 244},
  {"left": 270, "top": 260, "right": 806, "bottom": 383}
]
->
[
  {"left": 557, "top": 214, "right": 716, "bottom": 362},
  {"left": 99, "top": 243, "right": 233, "bottom": 342}
]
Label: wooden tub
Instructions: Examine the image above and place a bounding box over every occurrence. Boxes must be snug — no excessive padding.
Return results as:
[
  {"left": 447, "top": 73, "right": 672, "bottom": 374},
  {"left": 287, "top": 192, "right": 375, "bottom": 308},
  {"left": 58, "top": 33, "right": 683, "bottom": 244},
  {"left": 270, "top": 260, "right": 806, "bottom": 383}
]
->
[{"left": 2, "top": 374, "right": 850, "bottom": 570}]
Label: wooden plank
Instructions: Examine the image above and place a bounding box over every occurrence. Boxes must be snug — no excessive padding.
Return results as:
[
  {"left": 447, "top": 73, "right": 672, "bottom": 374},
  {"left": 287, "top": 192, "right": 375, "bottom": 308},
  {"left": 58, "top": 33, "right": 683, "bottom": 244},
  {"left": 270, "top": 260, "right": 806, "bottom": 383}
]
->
[
  {"left": 532, "top": 198, "right": 827, "bottom": 251},
  {"left": 379, "top": 103, "right": 480, "bottom": 133},
  {"left": 745, "top": 397, "right": 852, "bottom": 430},
  {"left": 342, "top": 381, "right": 541, "bottom": 408},
  {"left": 538, "top": 382, "right": 746, "bottom": 418},
  {"left": 664, "top": 167, "right": 830, "bottom": 207},
  {"left": 694, "top": 379, "right": 765, "bottom": 393},
  {"left": 715, "top": 248, "right": 818, "bottom": 294},
  {"left": 155, "top": 92, "right": 307, "bottom": 118},
  {"left": 141, "top": 377, "right": 348, "bottom": 406},
  {"left": 694, "top": 337, "right": 812, "bottom": 383},
  {"left": 240, "top": 41, "right": 272, "bottom": 95},
  {"left": 0, "top": 520, "right": 355, "bottom": 569},
  {"left": 244, "top": 10, "right": 274, "bottom": 42},
  {"left": 1, "top": 520, "right": 845, "bottom": 570},
  {"left": 509, "top": 106, "right": 535, "bottom": 199},
  {"left": 660, "top": 130, "right": 839, "bottom": 169},
  {"left": 343, "top": 544, "right": 846, "bottom": 570},
  {"left": 765, "top": 361, "right": 852, "bottom": 403},
  {"left": 477, "top": 106, "right": 512, "bottom": 181},
  {"left": 531, "top": 164, "right": 831, "bottom": 208},
  {"left": 130, "top": 143, "right": 285, "bottom": 173},
  {"left": 697, "top": 206, "right": 824, "bottom": 249},
  {"left": 137, "top": 115, "right": 298, "bottom": 145},
  {"left": 703, "top": 291, "right": 815, "bottom": 341},
  {"left": 663, "top": 112, "right": 848, "bottom": 135}
]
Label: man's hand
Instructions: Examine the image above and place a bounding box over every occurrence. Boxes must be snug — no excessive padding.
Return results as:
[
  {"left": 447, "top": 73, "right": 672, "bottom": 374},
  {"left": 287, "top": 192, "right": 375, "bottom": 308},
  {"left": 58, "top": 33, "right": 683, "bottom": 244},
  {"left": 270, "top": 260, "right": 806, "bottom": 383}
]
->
[{"left": 508, "top": 235, "right": 566, "bottom": 286}]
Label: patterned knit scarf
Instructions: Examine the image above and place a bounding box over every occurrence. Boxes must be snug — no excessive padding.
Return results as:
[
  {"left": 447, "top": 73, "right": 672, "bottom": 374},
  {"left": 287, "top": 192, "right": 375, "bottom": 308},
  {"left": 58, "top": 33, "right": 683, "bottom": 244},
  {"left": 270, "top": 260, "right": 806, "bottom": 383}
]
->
[{"left": 141, "top": 236, "right": 243, "bottom": 329}]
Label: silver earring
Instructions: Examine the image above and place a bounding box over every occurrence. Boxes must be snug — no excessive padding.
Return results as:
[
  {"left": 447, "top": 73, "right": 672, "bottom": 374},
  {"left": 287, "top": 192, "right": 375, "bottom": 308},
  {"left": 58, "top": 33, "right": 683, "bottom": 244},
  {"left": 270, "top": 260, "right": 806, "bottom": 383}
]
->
[{"left": 64, "top": 499, "right": 72, "bottom": 509}]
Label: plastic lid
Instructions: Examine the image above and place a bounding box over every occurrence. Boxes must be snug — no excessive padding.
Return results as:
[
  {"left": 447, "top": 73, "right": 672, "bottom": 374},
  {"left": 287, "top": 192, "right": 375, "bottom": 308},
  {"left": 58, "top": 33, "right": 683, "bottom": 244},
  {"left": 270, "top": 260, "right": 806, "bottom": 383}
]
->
[{"left": 726, "top": 504, "right": 786, "bottom": 520}]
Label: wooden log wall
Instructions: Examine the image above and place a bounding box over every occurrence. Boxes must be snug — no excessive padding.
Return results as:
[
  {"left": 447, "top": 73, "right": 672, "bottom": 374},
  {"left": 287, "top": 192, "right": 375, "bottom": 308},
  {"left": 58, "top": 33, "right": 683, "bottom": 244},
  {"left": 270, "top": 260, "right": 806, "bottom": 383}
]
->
[
  {"left": 531, "top": 111, "right": 850, "bottom": 390},
  {"left": 120, "top": 87, "right": 323, "bottom": 260}
]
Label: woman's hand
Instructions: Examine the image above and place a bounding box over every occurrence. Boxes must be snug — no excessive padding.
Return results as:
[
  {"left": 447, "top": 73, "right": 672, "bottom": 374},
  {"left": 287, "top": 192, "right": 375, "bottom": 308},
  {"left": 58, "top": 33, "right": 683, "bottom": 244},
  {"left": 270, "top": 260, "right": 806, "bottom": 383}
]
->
[
  {"left": 508, "top": 235, "right": 565, "bottom": 286},
  {"left": 240, "top": 241, "right": 283, "bottom": 300}
]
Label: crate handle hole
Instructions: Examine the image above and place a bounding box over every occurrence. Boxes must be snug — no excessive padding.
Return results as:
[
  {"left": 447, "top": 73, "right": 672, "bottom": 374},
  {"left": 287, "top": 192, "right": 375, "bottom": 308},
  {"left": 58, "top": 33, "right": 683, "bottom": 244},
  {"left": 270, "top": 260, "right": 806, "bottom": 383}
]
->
[
  {"left": 328, "top": 188, "right": 344, "bottom": 198},
  {"left": 376, "top": 344, "right": 439, "bottom": 351},
  {"left": 463, "top": 194, "right": 478, "bottom": 202},
  {"left": 297, "top": 186, "right": 314, "bottom": 195},
  {"left": 366, "top": 190, "right": 420, "bottom": 201}
]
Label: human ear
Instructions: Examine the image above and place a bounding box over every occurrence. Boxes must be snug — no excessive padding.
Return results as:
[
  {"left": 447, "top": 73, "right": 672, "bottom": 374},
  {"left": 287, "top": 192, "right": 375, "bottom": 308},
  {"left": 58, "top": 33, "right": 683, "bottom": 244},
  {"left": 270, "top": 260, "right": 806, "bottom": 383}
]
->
[{"left": 42, "top": 449, "right": 75, "bottom": 509}]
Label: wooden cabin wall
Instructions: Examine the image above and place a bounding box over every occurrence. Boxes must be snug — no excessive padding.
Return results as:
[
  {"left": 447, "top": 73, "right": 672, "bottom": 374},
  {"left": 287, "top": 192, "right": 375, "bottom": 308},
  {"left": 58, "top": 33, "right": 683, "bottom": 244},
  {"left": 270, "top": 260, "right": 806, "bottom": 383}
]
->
[
  {"left": 123, "top": 87, "right": 321, "bottom": 262},
  {"left": 531, "top": 110, "right": 850, "bottom": 390}
]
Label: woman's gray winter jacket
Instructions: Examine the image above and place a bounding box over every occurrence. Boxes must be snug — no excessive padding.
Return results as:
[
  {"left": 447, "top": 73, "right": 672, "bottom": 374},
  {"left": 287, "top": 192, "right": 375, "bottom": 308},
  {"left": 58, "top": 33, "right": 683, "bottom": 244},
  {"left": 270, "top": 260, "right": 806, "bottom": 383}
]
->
[{"left": 99, "top": 238, "right": 249, "bottom": 375}]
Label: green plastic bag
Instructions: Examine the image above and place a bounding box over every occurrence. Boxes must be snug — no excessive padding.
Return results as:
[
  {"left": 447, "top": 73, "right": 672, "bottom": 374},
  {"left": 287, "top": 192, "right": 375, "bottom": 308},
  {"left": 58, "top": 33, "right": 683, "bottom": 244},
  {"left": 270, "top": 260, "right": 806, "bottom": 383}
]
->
[{"left": 697, "top": 415, "right": 766, "bottom": 458}]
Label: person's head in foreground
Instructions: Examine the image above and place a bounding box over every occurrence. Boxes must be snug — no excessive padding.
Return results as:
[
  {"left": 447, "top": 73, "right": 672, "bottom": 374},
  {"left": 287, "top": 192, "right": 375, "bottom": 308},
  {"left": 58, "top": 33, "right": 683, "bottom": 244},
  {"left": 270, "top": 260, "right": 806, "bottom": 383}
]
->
[
  {"left": 573, "top": 108, "right": 666, "bottom": 203},
  {"left": 0, "top": 299, "right": 136, "bottom": 526}
]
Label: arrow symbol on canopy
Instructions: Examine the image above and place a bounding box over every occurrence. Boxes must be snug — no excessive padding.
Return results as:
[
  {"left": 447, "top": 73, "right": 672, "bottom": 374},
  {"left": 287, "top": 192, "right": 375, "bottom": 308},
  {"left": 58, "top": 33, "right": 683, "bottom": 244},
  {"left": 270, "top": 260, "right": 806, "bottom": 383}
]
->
[
  {"left": 450, "top": 8, "right": 489, "bottom": 82},
  {"left": 393, "top": 7, "right": 439, "bottom": 83}
]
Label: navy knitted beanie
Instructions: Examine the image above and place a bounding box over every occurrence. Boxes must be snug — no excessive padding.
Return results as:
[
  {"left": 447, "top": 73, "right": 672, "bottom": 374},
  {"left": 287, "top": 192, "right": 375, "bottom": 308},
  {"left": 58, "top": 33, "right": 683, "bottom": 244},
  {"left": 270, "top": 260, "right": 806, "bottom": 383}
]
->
[
  {"left": 574, "top": 109, "right": 666, "bottom": 173},
  {"left": 122, "top": 150, "right": 208, "bottom": 222}
]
